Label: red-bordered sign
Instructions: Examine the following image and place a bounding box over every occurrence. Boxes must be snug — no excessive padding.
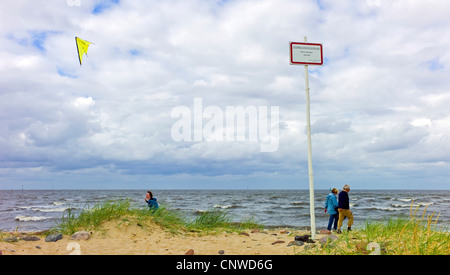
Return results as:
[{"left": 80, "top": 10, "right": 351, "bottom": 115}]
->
[{"left": 290, "top": 42, "right": 323, "bottom": 65}]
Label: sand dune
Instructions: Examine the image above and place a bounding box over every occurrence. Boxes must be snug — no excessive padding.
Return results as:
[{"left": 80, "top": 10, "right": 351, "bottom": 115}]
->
[{"left": 1, "top": 220, "right": 323, "bottom": 255}]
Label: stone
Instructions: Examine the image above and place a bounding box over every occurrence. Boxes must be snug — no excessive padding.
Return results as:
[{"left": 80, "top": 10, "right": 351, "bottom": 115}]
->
[
  {"left": 4, "top": 236, "right": 18, "bottom": 242},
  {"left": 319, "top": 229, "right": 331, "bottom": 234},
  {"left": 218, "top": 250, "right": 225, "bottom": 255},
  {"left": 287, "top": 241, "right": 304, "bottom": 247},
  {"left": 239, "top": 232, "right": 249, "bottom": 236},
  {"left": 271, "top": 240, "right": 285, "bottom": 245},
  {"left": 71, "top": 231, "right": 90, "bottom": 240},
  {"left": 36, "top": 246, "right": 42, "bottom": 249},
  {"left": 20, "top": 236, "right": 40, "bottom": 241},
  {"left": 185, "top": 249, "right": 194, "bottom": 255},
  {"left": 45, "top": 233, "right": 63, "bottom": 242},
  {"left": 319, "top": 235, "right": 338, "bottom": 245},
  {"left": 295, "top": 234, "right": 309, "bottom": 242}
]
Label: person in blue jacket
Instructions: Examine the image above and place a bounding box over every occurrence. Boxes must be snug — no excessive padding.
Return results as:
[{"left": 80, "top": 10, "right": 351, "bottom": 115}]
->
[
  {"left": 324, "top": 188, "right": 339, "bottom": 231},
  {"left": 145, "top": 190, "right": 159, "bottom": 212}
]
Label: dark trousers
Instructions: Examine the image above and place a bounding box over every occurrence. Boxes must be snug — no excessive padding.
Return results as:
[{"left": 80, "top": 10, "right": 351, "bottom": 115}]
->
[{"left": 327, "top": 213, "right": 339, "bottom": 231}]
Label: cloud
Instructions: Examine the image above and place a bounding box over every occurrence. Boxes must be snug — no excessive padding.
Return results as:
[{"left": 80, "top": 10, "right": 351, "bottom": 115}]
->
[
  {"left": 366, "top": 121, "right": 428, "bottom": 152},
  {"left": 1, "top": 0, "right": 450, "bottom": 189},
  {"left": 311, "top": 117, "right": 351, "bottom": 135}
]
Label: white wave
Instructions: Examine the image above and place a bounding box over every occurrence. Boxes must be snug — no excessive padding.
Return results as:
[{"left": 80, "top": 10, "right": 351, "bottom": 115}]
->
[
  {"left": 398, "top": 198, "right": 414, "bottom": 202},
  {"left": 53, "top": 201, "right": 66, "bottom": 206},
  {"left": 32, "top": 207, "right": 70, "bottom": 212},
  {"left": 15, "top": 215, "right": 48, "bottom": 222},
  {"left": 412, "top": 202, "right": 433, "bottom": 207},
  {"left": 214, "top": 204, "right": 232, "bottom": 209}
]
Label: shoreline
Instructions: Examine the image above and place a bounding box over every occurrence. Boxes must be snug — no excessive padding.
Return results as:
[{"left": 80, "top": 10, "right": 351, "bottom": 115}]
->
[
  {"left": 2, "top": 219, "right": 449, "bottom": 255},
  {"left": 2, "top": 197, "right": 449, "bottom": 255}
]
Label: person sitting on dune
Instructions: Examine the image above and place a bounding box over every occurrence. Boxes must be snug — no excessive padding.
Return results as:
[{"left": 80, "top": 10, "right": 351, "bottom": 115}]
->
[{"left": 145, "top": 190, "right": 159, "bottom": 212}]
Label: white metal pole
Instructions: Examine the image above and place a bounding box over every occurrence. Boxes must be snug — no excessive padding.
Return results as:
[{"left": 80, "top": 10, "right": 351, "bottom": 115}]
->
[{"left": 304, "top": 36, "right": 316, "bottom": 240}]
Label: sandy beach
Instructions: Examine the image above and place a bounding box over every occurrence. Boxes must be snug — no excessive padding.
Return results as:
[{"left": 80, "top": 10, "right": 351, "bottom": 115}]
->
[{"left": 0, "top": 220, "right": 328, "bottom": 255}]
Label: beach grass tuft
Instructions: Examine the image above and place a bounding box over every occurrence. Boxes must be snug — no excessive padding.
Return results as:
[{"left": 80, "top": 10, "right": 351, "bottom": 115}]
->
[
  {"left": 187, "top": 210, "right": 231, "bottom": 231},
  {"left": 54, "top": 199, "right": 134, "bottom": 235}
]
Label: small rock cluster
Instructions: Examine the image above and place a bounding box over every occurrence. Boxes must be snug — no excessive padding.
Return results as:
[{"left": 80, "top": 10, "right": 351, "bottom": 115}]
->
[
  {"left": 45, "top": 233, "right": 63, "bottom": 242},
  {"left": 1, "top": 231, "right": 92, "bottom": 255},
  {"left": 2, "top": 231, "right": 90, "bottom": 244},
  {"left": 286, "top": 233, "right": 340, "bottom": 250},
  {"left": 286, "top": 234, "right": 315, "bottom": 247}
]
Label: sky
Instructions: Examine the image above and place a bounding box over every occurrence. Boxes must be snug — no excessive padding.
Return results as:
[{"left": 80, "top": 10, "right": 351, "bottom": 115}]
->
[{"left": 1, "top": 0, "right": 450, "bottom": 190}]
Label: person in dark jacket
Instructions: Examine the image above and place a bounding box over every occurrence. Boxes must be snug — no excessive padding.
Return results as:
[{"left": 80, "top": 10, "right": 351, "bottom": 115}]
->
[
  {"left": 145, "top": 190, "right": 159, "bottom": 212},
  {"left": 337, "top": 184, "right": 353, "bottom": 233}
]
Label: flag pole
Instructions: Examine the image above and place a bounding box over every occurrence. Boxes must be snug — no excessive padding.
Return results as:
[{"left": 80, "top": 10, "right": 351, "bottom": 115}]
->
[{"left": 304, "top": 36, "right": 316, "bottom": 240}]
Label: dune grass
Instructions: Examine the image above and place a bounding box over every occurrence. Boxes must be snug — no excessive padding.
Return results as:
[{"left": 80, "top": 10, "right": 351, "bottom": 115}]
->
[
  {"left": 52, "top": 200, "right": 260, "bottom": 236},
  {"left": 301, "top": 201, "right": 450, "bottom": 255},
  {"left": 53, "top": 200, "right": 132, "bottom": 235},
  {"left": 357, "top": 202, "right": 449, "bottom": 255}
]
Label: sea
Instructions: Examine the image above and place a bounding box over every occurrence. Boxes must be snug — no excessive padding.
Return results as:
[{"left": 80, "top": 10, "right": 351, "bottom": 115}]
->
[{"left": 1, "top": 189, "right": 449, "bottom": 232}]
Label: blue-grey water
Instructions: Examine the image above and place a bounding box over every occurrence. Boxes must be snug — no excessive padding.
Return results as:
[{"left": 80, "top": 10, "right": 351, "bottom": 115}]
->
[{"left": 1, "top": 189, "right": 449, "bottom": 232}]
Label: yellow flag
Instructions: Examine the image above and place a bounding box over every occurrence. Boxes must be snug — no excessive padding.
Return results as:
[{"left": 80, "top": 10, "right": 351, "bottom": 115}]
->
[{"left": 75, "top": 37, "right": 93, "bottom": 66}]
